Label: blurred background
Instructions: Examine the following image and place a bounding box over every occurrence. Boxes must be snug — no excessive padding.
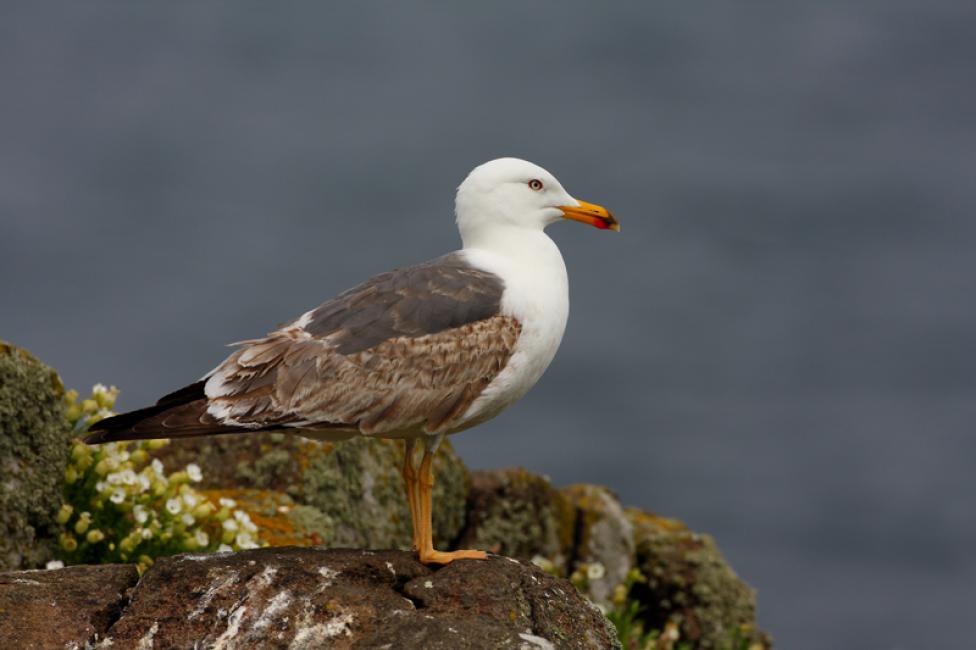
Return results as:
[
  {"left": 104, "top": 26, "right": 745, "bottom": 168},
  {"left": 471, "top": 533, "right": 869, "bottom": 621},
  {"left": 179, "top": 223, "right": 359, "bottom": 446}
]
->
[{"left": 2, "top": 2, "right": 974, "bottom": 647}]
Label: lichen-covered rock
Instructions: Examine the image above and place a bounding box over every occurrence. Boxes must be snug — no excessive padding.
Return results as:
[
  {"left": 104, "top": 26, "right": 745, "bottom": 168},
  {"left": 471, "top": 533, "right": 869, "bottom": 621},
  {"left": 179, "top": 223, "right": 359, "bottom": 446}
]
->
[
  {"left": 456, "top": 467, "right": 575, "bottom": 571},
  {"left": 627, "top": 508, "right": 769, "bottom": 649},
  {"left": 561, "top": 484, "right": 635, "bottom": 607},
  {"left": 53, "top": 547, "right": 619, "bottom": 649},
  {"left": 0, "top": 563, "right": 139, "bottom": 648},
  {"left": 152, "top": 433, "right": 469, "bottom": 550},
  {"left": 0, "top": 342, "right": 71, "bottom": 570}
]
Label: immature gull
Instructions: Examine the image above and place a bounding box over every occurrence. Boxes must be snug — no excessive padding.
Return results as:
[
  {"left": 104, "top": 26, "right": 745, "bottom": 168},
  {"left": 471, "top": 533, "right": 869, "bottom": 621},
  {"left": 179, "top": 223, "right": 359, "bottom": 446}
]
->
[{"left": 86, "top": 157, "right": 619, "bottom": 564}]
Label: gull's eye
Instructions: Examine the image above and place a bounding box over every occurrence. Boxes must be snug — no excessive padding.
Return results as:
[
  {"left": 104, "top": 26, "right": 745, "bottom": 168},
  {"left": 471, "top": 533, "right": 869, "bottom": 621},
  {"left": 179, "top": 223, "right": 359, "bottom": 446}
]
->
[{"left": 528, "top": 179, "right": 544, "bottom": 191}]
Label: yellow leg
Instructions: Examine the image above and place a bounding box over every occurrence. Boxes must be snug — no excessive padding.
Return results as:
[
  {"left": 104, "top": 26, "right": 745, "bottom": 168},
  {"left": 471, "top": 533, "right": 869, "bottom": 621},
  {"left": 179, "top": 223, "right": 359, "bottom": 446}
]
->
[
  {"left": 416, "top": 443, "right": 487, "bottom": 565},
  {"left": 401, "top": 439, "right": 421, "bottom": 551}
]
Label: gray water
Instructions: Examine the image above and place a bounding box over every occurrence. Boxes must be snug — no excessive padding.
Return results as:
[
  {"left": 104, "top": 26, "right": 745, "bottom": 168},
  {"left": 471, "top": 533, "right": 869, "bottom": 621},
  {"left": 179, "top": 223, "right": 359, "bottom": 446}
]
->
[{"left": 2, "top": 3, "right": 975, "bottom": 648}]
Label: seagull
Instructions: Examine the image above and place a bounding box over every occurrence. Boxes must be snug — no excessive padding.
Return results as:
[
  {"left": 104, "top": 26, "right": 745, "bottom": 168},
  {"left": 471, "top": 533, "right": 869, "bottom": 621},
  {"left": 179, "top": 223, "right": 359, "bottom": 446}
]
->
[{"left": 85, "top": 157, "right": 619, "bottom": 564}]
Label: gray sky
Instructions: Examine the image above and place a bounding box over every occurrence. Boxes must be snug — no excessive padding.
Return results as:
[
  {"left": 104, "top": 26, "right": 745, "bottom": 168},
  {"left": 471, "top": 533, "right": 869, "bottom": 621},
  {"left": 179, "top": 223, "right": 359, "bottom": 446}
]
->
[{"left": 3, "top": 3, "right": 976, "bottom": 647}]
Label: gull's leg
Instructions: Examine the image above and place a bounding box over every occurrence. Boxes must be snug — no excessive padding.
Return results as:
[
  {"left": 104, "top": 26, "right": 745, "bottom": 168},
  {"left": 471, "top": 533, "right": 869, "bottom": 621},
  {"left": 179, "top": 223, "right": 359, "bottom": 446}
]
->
[
  {"left": 417, "top": 435, "right": 487, "bottom": 565},
  {"left": 401, "top": 438, "right": 421, "bottom": 551}
]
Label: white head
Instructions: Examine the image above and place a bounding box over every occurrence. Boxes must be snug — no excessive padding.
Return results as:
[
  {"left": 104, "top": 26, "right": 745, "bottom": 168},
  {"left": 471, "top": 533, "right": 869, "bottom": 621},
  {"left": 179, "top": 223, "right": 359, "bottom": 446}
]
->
[{"left": 455, "top": 158, "right": 618, "bottom": 248}]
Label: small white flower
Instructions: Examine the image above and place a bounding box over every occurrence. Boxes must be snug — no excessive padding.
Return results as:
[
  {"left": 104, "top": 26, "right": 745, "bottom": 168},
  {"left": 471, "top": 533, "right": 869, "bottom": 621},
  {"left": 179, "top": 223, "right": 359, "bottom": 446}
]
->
[
  {"left": 195, "top": 530, "right": 209, "bottom": 547},
  {"left": 150, "top": 459, "right": 164, "bottom": 477},
  {"left": 95, "top": 481, "right": 106, "bottom": 493},
  {"left": 138, "top": 474, "right": 151, "bottom": 492},
  {"left": 235, "top": 532, "right": 258, "bottom": 549},
  {"left": 186, "top": 463, "right": 203, "bottom": 482},
  {"left": 182, "top": 493, "right": 199, "bottom": 508},
  {"left": 93, "top": 382, "right": 108, "bottom": 394},
  {"left": 107, "top": 472, "right": 123, "bottom": 485},
  {"left": 181, "top": 513, "right": 195, "bottom": 526},
  {"left": 218, "top": 544, "right": 233, "bottom": 553},
  {"left": 110, "top": 489, "right": 126, "bottom": 504},
  {"left": 234, "top": 511, "right": 257, "bottom": 532},
  {"left": 117, "top": 451, "right": 130, "bottom": 462},
  {"left": 133, "top": 505, "right": 148, "bottom": 524},
  {"left": 165, "top": 498, "right": 182, "bottom": 515},
  {"left": 586, "top": 562, "right": 606, "bottom": 581},
  {"left": 141, "top": 528, "right": 153, "bottom": 539},
  {"left": 218, "top": 497, "right": 236, "bottom": 508},
  {"left": 45, "top": 560, "right": 65, "bottom": 570},
  {"left": 222, "top": 519, "right": 239, "bottom": 532},
  {"left": 119, "top": 469, "right": 137, "bottom": 485}
]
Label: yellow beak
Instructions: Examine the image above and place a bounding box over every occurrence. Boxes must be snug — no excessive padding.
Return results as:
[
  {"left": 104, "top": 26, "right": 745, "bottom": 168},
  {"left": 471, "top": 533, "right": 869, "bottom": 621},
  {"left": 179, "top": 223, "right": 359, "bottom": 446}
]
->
[{"left": 559, "top": 200, "right": 620, "bottom": 232}]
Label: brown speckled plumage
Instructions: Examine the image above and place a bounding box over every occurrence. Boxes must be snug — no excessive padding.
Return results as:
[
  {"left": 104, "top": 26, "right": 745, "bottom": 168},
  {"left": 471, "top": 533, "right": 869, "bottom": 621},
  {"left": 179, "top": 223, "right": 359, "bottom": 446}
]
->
[{"left": 85, "top": 253, "right": 521, "bottom": 443}]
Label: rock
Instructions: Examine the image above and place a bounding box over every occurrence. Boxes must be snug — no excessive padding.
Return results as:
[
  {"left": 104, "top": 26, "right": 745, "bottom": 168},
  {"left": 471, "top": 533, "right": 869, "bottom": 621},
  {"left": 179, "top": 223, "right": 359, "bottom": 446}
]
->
[
  {"left": 456, "top": 467, "right": 575, "bottom": 571},
  {"left": 0, "top": 342, "right": 72, "bottom": 571},
  {"left": 561, "top": 484, "right": 636, "bottom": 608},
  {"left": 0, "top": 563, "right": 139, "bottom": 648},
  {"left": 152, "top": 433, "right": 469, "bottom": 551},
  {"left": 627, "top": 509, "right": 769, "bottom": 649},
  {"left": 22, "top": 547, "right": 619, "bottom": 649}
]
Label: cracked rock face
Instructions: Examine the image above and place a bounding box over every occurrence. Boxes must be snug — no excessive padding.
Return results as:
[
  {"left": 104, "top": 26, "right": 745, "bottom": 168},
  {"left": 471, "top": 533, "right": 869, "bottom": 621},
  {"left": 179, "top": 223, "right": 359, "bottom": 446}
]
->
[
  {"left": 1, "top": 548, "right": 620, "bottom": 649},
  {"left": 0, "top": 563, "right": 139, "bottom": 648}
]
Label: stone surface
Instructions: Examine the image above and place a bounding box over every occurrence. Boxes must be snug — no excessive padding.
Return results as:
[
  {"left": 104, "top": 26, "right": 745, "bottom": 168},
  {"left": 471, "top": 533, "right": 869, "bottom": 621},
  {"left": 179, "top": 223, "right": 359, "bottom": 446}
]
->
[
  {"left": 628, "top": 509, "right": 769, "bottom": 650},
  {"left": 0, "top": 563, "right": 139, "bottom": 648},
  {"left": 152, "top": 432, "right": 470, "bottom": 551},
  {"left": 0, "top": 342, "right": 72, "bottom": 571},
  {"left": 457, "top": 467, "right": 575, "bottom": 571},
  {"left": 561, "top": 484, "right": 636, "bottom": 607},
  {"left": 69, "top": 547, "right": 620, "bottom": 649}
]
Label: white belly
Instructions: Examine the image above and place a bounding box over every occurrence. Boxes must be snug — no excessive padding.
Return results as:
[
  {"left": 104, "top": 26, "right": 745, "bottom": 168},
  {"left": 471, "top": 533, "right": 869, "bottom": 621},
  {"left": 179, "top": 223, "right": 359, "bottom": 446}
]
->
[{"left": 454, "top": 236, "right": 569, "bottom": 430}]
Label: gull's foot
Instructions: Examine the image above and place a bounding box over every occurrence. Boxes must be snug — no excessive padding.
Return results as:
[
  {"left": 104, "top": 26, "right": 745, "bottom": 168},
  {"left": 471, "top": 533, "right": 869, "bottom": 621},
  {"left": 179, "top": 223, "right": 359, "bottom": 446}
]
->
[{"left": 418, "top": 548, "right": 488, "bottom": 565}]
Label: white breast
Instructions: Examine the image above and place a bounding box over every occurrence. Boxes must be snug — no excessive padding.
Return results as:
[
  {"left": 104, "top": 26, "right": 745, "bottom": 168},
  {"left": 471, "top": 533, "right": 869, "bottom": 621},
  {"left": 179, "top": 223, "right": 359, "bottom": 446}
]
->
[{"left": 454, "top": 231, "right": 569, "bottom": 429}]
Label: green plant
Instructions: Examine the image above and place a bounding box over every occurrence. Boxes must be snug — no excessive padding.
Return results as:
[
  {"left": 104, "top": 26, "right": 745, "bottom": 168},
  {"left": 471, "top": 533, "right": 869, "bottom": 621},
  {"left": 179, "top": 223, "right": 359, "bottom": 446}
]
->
[{"left": 52, "top": 384, "right": 263, "bottom": 573}]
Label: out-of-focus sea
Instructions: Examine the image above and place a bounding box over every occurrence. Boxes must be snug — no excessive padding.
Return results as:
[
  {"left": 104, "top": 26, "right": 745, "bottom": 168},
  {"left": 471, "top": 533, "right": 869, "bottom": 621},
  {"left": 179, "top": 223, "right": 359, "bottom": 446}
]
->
[{"left": 2, "top": 3, "right": 974, "bottom": 648}]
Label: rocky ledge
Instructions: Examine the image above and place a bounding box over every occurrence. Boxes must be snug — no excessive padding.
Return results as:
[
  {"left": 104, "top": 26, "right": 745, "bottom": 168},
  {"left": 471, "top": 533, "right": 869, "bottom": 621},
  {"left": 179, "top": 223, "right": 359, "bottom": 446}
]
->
[{"left": 0, "top": 547, "right": 620, "bottom": 649}]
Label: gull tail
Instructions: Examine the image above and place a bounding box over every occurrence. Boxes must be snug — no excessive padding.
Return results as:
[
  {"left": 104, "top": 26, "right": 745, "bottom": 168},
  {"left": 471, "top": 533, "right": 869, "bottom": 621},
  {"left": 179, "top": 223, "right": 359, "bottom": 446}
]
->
[{"left": 83, "top": 381, "right": 246, "bottom": 444}]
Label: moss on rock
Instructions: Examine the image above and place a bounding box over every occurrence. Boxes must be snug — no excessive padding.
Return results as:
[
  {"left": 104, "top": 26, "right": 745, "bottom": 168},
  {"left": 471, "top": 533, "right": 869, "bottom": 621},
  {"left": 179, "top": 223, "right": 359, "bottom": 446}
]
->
[
  {"left": 561, "top": 484, "right": 636, "bottom": 607},
  {"left": 627, "top": 508, "right": 768, "bottom": 649},
  {"left": 0, "top": 342, "right": 71, "bottom": 570},
  {"left": 456, "top": 467, "right": 575, "bottom": 570},
  {"left": 155, "top": 433, "right": 469, "bottom": 551}
]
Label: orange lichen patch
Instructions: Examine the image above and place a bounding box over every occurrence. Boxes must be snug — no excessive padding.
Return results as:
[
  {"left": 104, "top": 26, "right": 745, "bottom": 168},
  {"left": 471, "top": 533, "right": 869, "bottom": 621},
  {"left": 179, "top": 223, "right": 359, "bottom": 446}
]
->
[{"left": 199, "top": 488, "right": 321, "bottom": 548}]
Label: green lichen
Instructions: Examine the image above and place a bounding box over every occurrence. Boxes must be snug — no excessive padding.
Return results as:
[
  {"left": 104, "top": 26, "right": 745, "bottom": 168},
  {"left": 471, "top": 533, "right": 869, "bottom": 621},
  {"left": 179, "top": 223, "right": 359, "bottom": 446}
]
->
[
  {"left": 457, "top": 467, "right": 574, "bottom": 569},
  {"left": 627, "top": 509, "right": 766, "bottom": 650},
  {"left": 0, "top": 342, "right": 71, "bottom": 570},
  {"left": 301, "top": 436, "right": 468, "bottom": 550}
]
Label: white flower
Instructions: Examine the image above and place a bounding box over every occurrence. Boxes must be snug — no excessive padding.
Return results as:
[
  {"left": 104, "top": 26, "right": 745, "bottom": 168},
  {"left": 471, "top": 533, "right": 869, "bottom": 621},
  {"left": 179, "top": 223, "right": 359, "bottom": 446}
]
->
[
  {"left": 138, "top": 474, "right": 151, "bottom": 492},
  {"left": 222, "top": 519, "right": 238, "bottom": 532},
  {"left": 141, "top": 528, "right": 153, "bottom": 539},
  {"left": 195, "top": 530, "right": 209, "bottom": 547},
  {"left": 107, "top": 472, "right": 123, "bottom": 485},
  {"left": 182, "top": 513, "right": 195, "bottom": 526},
  {"left": 93, "top": 382, "right": 109, "bottom": 394},
  {"left": 45, "top": 560, "right": 65, "bottom": 570},
  {"left": 586, "top": 562, "right": 606, "bottom": 581},
  {"left": 165, "top": 498, "right": 182, "bottom": 515},
  {"left": 95, "top": 481, "right": 106, "bottom": 493},
  {"left": 182, "top": 493, "right": 199, "bottom": 508},
  {"left": 117, "top": 451, "right": 130, "bottom": 462},
  {"left": 218, "top": 544, "right": 233, "bottom": 553},
  {"left": 119, "top": 469, "right": 137, "bottom": 485},
  {"left": 233, "top": 510, "right": 257, "bottom": 532},
  {"left": 218, "top": 497, "right": 236, "bottom": 508},
  {"left": 150, "top": 459, "right": 164, "bottom": 477},
  {"left": 186, "top": 463, "right": 203, "bottom": 482},
  {"left": 110, "top": 489, "right": 126, "bottom": 504},
  {"left": 133, "top": 505, "right": 148, "bottom": 524},
  {"left": 235, "top": 532, "right": 258, "bottom": 549}
]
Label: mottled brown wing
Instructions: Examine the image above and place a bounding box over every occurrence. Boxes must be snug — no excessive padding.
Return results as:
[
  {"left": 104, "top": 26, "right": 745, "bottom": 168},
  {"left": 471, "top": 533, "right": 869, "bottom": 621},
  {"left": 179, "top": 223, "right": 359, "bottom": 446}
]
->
[
  {"left": 86, "top": 253, "right": 519, "bottom": 444},
  {"left": 206, "top": 315, "right": 521, "bottom": 435}
]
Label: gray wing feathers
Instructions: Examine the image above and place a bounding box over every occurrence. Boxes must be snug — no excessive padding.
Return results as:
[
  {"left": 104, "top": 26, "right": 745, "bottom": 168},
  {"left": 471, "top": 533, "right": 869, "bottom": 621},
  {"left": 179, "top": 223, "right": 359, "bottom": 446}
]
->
[{"left": 204, "top": 253, "right": 520, "bottom": 435}]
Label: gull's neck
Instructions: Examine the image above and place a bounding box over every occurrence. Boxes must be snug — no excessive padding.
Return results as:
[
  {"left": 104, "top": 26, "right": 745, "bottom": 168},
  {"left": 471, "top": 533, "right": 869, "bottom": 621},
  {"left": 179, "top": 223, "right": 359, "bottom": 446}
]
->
[{"left": 460, "top": 223, "right": 564, "bottom": 271}]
